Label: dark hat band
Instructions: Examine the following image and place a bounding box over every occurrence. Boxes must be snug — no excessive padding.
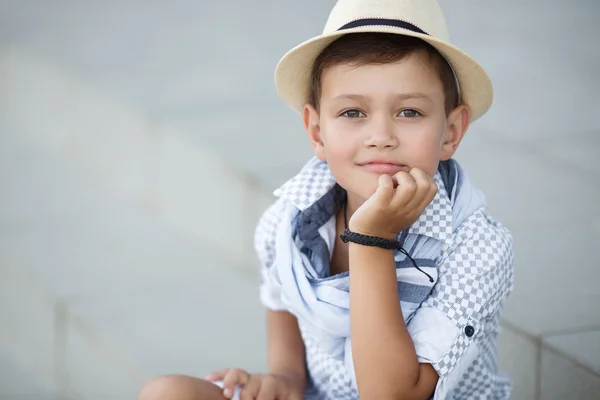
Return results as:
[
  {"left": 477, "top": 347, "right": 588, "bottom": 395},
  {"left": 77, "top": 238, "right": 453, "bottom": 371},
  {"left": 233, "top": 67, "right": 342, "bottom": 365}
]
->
[{"left": 337, "top": 18, "right": 429, "bottom": 35}]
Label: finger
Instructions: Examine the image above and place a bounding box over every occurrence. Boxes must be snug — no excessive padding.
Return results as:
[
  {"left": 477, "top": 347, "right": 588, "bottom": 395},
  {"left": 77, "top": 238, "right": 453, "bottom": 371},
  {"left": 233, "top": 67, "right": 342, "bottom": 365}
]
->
[
  {"left": 223, "top": 369, "right": 250, "bottom": 399},
  {"left": 412, "top": 168, "right": 438, "bottom": 210},
  {"left": 372, "top": 174, "right": 395, "bottom": 204},
  {"left": 391, "top": 171, "right": 416, "bottom": 207},
  {"left": 205, "top": 368, "right": 230, "bottom": 382},
  {"left": 406, "top": 168, "right": 435, "bottom": 208},
  {"left": 256, "top": 375, "right": 278, "bottom": 400},
  {"left": 239, "top": 375, "right": 262, "bottom": 400},
  {"left": 414, "top": 181, "right": 437, "bottom": 213},
  {"left": 424, "top": 179, "right": 438, "bottom": 207}
]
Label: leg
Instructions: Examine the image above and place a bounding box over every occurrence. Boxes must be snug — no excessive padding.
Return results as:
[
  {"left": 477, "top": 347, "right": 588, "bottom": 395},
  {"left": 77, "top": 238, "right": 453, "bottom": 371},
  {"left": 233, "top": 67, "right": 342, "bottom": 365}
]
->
[{"left": 137, "top": 375, "right": 231, "bottom": 400}]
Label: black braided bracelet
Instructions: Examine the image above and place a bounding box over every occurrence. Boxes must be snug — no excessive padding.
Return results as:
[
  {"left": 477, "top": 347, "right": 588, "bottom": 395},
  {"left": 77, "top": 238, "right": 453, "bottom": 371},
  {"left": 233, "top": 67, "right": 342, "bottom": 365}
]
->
[
  {"left": 339, "top": 229, "right": 400, "bottom": 250},
  {"left": 339, "top": 228, "right": 435, "bottom": 283}
]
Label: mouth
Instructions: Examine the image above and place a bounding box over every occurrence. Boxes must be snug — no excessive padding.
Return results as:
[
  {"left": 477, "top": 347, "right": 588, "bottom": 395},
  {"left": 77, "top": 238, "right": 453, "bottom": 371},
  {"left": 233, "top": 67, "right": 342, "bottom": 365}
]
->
[{"left": 358, "top": 162, "right": 408, "bottom": 175}]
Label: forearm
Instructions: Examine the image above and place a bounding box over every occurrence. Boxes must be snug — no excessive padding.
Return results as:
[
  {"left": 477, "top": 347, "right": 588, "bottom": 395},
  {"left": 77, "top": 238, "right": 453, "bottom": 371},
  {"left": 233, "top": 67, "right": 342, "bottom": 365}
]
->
[
  {"left": 266, "top": 310, "right": 307, "bottom": 386},
  {"left": 349, "top": 244, "right": 422, "bottom": 399}
]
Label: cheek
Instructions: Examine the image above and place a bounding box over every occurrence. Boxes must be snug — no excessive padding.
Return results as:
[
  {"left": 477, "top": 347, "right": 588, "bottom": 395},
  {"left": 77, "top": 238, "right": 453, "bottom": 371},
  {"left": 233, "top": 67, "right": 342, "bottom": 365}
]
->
[
  {"left": 321, "top": 132, "right": 358, "bottom": 184},
  {"left": 321, "top": 124, "right": 359, "bottom": 164},
  {"left": 323, "top": 144, "right": 355, "bottom": 179},
  {"left": 404, "top": 131, "right": 445, "bottom": 176},
  {"left": 417, "top": 140, "right": 443, "bottom": 171}
]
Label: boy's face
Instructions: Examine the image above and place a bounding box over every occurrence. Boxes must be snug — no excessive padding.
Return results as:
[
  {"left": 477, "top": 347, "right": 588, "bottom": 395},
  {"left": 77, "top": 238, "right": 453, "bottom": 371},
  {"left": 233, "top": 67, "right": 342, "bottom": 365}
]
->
[{"left": 303, "top": 52, "right": 469, "bottom": 203}]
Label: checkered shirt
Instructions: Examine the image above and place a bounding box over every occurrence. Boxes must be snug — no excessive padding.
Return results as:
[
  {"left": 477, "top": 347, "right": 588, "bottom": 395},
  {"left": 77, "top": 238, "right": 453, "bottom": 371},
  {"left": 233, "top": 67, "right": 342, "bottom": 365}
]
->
[{"left": 255, "top": 157, "right": 514, "bottom": 400}]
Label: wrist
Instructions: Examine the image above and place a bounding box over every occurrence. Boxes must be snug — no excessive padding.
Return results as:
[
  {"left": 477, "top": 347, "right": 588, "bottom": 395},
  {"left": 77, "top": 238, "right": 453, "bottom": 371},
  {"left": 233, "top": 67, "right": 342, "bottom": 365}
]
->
[{"left": 348, "top": 242, "right": 396, "bottom": 262}]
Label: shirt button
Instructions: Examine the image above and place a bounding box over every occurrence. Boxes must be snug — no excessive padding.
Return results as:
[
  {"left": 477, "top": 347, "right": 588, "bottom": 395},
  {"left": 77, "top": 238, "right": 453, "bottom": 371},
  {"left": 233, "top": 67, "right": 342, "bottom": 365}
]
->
[{"left": 464, "top": 325, "right": 475, "bottom": 337}]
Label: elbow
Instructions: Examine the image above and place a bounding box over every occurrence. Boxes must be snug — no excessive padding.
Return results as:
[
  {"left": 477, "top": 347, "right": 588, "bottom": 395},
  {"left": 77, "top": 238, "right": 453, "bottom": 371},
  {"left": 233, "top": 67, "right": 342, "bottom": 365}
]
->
[{"left": 357, "top": 363, "right": 437, "bottom": 400}]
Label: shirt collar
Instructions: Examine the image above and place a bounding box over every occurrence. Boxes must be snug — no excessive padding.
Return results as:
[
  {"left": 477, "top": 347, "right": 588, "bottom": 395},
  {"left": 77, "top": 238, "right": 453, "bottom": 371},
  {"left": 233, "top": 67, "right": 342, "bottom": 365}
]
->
[{"left": 274, "top": 157, "right": 453, "bottom": 244}]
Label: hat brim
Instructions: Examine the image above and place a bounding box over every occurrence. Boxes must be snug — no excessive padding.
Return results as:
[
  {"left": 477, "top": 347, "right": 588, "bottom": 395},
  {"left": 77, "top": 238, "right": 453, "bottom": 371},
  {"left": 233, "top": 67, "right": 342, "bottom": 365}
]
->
[{"left": 274, "top": 26, "right": 493, "bottom": 122}]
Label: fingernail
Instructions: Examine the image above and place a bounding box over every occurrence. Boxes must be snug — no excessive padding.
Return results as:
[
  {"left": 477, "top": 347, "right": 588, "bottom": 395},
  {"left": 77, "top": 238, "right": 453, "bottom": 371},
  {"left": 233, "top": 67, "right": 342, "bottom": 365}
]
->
[{"left": 223, "top": 388, "right": 232, "bottom": 398}]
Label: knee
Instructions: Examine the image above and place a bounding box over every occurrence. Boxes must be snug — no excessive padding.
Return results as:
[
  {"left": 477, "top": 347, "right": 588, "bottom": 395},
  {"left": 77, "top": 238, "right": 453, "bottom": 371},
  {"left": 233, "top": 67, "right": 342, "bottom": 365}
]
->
[{"left": 137, "top": 375, "right": 203, "bottom": 400}]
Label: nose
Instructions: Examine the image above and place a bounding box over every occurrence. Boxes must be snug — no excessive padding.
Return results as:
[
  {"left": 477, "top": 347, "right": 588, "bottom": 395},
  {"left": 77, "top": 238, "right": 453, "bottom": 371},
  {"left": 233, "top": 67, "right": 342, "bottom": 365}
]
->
[{"left": 364, "top": 117, "right": 398, "bottom": 149}]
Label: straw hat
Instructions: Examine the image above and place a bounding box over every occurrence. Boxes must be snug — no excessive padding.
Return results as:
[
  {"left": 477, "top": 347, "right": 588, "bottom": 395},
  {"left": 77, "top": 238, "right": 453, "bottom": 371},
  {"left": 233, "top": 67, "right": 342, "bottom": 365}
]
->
[{"left": 274, "top": 0, "right": 493, "bottom": 121}]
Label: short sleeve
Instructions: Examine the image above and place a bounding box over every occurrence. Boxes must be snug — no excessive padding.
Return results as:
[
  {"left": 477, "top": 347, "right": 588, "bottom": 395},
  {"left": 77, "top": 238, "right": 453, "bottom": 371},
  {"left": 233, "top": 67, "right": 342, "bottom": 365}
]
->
[
  {"left": 254, "top": 197, "right": 288, "bottom": 311},
  {"left": 406, "top": 209, "right": 515, "bottom": 399}
]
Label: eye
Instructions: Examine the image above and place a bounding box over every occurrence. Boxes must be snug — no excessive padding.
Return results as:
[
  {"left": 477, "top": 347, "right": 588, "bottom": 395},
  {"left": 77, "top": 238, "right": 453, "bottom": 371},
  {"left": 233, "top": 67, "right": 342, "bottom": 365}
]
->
[
  {"left": 341, "top": 109, "right": 365, "bottom": 118},
  {"left": 399, "top": 109, "right": 422, "bottom": 118}
]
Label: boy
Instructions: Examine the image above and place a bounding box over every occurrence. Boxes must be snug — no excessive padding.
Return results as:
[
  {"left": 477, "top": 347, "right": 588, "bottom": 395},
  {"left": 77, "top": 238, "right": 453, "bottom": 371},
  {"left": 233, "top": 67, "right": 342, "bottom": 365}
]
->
[{"left": 137, "top": 0, "right": 514, "bottom": 399}]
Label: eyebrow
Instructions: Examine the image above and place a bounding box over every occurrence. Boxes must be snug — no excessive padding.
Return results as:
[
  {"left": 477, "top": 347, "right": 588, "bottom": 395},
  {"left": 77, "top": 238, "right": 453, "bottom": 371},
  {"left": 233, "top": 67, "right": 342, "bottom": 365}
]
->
[{"left": 331, "top": 93, "right": 433, "bottom": 102}]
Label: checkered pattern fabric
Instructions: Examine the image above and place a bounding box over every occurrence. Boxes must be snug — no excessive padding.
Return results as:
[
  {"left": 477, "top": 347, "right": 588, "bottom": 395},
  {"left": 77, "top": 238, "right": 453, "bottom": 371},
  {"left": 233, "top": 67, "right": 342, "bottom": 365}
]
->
[
  {"left": 427, "top": 210, "right": 515, "bottom": 378},
  {"left": 273, "top": 158, "right": 337, "bottom": 211},
  {"left": 408, "top": 173, "right": 453, "bottom": 245},
  {"left": 300, "top": 326, "right": 359, "bottom": 400},
  {"left": 254, "top": 198, "right": 284, "bottom": 269},
  {"left": 451, "top": 318, "right": 512, "bottom": 400},
  {"left": 254, "top": 158, "right": 514, "bottom": 399}
]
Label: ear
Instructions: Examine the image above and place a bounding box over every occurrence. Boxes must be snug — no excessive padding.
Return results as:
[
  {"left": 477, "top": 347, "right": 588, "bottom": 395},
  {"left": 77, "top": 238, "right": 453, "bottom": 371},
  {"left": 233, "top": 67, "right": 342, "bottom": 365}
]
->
[
  {"left": 440, "top": 105, "right": 470, "bottom": 160},
  {"left": 303, "top": 104, "right": 326, "bottom": 162}
]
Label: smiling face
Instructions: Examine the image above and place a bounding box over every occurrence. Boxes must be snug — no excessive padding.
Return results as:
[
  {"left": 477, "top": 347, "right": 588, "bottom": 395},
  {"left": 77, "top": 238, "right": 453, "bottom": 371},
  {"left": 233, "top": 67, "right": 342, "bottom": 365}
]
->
[{"left": 303, "top": 50, "right": 469, "bottom": 208}]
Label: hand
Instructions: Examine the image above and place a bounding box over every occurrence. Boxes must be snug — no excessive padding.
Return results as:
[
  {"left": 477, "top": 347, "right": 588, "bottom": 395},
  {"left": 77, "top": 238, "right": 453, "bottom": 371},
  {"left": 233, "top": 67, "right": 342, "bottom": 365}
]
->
[
  {"left": 206, "top": 368, "right": 304, "bottom": 400},
  {"left": 348, "top": 168, "right": 437, "bottom": 240}
]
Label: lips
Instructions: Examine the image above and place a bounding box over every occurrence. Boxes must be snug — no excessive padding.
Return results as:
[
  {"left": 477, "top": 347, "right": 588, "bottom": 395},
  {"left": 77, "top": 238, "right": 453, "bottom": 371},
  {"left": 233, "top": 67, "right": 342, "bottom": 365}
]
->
[{"left": 359, "top": 162, "right": 408, "bottom": 175}]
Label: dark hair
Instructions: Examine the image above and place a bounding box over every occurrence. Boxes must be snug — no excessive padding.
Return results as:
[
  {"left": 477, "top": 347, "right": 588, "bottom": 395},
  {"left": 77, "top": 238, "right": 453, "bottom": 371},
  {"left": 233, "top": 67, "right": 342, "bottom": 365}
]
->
[{"left": 308, "top": 33, "right": 460, "bottom": 114}]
